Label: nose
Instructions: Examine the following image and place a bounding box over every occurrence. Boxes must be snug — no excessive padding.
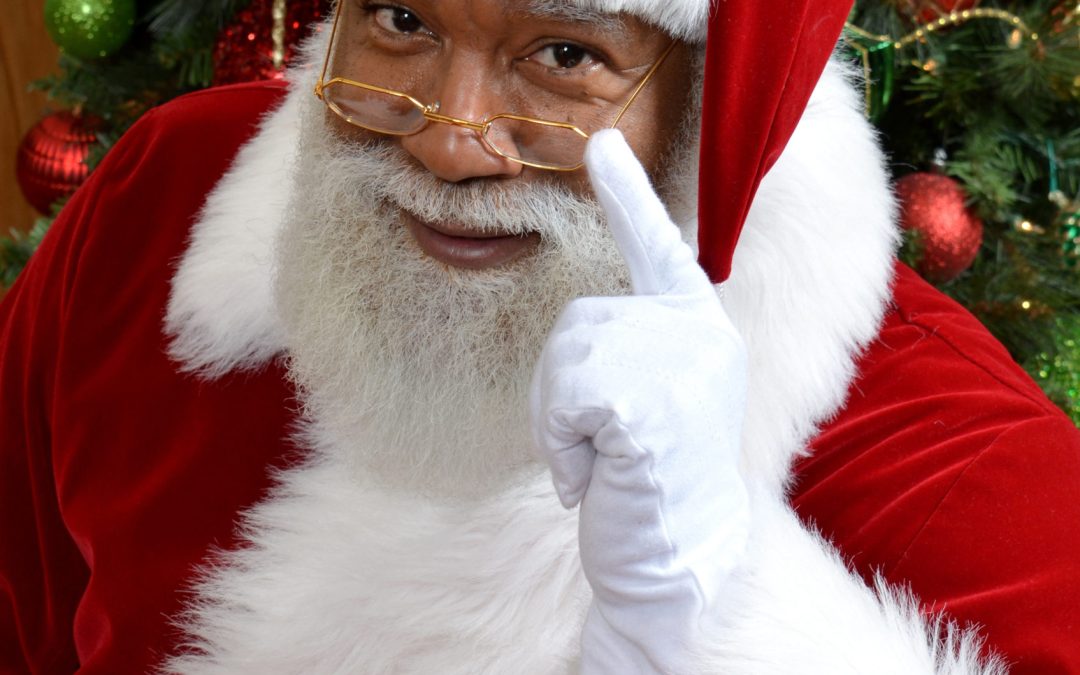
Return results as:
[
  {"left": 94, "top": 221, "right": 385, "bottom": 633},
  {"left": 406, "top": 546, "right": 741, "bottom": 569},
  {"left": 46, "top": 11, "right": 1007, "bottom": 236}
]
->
[{"left": 399, "top": 57, "right": 524, "bottom": 183}]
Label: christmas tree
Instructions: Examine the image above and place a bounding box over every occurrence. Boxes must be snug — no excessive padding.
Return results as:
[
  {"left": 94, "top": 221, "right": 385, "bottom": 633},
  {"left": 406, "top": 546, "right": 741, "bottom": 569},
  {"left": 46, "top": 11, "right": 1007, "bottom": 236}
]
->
[
  {"left": 4, "top": 0, "right": 326, "bottom": 286},
  {"left": 846, "top": 0, "right": 1080, "bottom": 423},
  {"left": 5, "top": 0, "right": 1080, "bottom": 424}
]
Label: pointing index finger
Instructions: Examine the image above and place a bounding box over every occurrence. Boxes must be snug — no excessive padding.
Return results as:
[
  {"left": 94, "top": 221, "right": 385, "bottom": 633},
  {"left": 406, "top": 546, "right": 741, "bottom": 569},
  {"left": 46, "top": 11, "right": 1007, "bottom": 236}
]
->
[{"left": 585, "top": 129, "right": 713, "bottom": 297}]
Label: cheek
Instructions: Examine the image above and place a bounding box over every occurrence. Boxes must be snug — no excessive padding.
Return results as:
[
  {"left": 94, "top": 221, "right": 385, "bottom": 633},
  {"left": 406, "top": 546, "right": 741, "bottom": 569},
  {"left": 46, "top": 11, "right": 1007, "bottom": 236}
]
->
[
  {"left": 325, "top": 108, "right": 353, "bottom": 137},
  {"left": 324, "top": 108, "right": 388, "bottom": 148},
  {"left": 616, "top": 46, "right": 696, "bottom": 177},
  {"left": 561, "top": 169, "right": 594, "bottom": 198}
]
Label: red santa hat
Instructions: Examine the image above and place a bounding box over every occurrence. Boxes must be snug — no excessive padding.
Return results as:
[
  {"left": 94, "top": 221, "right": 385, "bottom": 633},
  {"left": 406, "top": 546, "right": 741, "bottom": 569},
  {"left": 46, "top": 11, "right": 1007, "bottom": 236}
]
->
[{"left": 569, "top": 0, "right": 855, "bottom": 282}]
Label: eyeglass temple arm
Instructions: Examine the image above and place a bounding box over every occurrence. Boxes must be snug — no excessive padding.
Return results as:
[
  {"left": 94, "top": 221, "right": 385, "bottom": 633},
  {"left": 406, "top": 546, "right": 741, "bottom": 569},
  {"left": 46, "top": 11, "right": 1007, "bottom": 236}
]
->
[
  {"left": 315, "top": 0, "right": 346, "bottom": 97},
  {"left": 608, "top": 41, "right": 679, "bottom": 131}
]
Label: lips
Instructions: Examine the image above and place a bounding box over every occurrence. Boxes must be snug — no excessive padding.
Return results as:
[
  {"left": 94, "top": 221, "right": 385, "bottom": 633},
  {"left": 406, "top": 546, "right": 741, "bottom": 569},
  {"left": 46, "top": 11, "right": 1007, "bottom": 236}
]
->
[{"left": 402, "top": 210, "right": 541, "bottom": 270}]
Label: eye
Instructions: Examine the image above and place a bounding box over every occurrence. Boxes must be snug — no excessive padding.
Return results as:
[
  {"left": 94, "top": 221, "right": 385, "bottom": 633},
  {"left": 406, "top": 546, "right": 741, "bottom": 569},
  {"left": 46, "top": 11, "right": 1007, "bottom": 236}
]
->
[
  {"left": 370, "top": 5, "right": 427, "bottom": 35},
  {"left": 528, "top": 43, "right": 597, "bottom": 70}
]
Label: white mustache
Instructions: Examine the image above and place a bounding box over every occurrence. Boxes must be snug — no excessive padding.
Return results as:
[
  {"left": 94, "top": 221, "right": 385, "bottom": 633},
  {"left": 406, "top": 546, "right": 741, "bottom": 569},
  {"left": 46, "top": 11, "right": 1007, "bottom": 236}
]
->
[{"left": 322, "top": 138, "right": 603, "bottom": 240}]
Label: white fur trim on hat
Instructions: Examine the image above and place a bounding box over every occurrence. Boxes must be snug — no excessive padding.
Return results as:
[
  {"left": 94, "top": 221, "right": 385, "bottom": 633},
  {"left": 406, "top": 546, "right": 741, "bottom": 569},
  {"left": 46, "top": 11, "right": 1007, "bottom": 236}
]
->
[{"left": 557, "top": 0, "right": 710, "bottom": 42}]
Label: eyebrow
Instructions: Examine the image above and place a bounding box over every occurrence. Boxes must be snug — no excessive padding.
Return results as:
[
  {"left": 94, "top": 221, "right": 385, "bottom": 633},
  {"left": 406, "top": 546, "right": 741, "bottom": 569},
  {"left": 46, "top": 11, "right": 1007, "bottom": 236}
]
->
[{"left": 523, "top": 1, "right": 624, "bottom": 33}]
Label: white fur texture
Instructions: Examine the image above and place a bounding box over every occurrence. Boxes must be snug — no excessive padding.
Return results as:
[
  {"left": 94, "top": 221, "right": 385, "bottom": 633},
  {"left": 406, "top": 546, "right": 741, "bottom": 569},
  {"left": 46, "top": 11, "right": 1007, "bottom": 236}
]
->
[
  {"left": 166, "top": 459, "right": 589, "bottom": 673},
  {"left": 162, "top": 52, "right": 1002, "bottom": 675},
  {"left": 164, "top": 81, "right": 297, "bottom": 377},
  {"left": 724, "top": 58, "right": 901, "bottom": 494}
]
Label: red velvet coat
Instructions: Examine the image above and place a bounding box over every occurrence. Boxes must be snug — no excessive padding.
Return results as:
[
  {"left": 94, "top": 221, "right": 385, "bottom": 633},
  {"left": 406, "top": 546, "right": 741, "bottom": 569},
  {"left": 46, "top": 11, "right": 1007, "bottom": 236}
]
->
[{"left": 2, "top": 82, "right": 1079, "bottom": 673}]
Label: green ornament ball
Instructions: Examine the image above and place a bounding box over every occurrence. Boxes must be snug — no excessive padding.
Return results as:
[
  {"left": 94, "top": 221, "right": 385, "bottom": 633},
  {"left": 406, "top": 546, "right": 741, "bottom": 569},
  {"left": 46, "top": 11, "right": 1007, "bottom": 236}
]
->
[{"left": 44, "top": 0, "right": 136, "bottom": 60}]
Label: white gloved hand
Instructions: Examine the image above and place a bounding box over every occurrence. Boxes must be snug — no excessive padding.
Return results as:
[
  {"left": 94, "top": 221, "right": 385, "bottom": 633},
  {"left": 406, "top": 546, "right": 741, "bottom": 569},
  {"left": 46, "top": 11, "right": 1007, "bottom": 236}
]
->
[{"left": 530, "top": 130, "right": 751, "bottom": 674}]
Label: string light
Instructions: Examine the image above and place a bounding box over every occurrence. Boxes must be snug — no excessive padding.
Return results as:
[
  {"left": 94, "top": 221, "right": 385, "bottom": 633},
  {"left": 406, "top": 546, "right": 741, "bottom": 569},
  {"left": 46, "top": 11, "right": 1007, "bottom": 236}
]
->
[
  {"left": 1014, "top": 218, "right": 1046, "bottom": 235},
  {"left": 272, "top": 0, "right": 287, "bottom": 70}
]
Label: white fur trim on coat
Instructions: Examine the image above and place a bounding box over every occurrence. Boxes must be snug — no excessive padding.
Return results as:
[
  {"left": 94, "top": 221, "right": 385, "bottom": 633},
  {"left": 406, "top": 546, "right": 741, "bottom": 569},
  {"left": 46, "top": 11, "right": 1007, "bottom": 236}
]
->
[
  {"left": 164, "top": 88, "right": 297, "bottom": 377},
  {"left": 725, "top": 58, "right": 900, "bottom": 493}
]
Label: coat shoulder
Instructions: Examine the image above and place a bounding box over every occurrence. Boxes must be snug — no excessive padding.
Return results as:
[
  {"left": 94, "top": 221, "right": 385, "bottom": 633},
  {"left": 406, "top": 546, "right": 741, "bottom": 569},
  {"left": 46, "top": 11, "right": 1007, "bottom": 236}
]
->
[
  {"left": 143, "top": 80, "right": 288, "bottom": 143},
  {"left": 793, "top": 262, "right": 1080, "bottom": 672}
]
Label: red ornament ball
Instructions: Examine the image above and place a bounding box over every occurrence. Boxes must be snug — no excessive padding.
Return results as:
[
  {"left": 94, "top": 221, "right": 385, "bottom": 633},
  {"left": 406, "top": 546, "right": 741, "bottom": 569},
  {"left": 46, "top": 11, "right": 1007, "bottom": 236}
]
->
[
  {"left": 214, "top": 0, "right": 328, "bottom": 86},
  {"left": 895, "top": 172, "right": 983, "bottom": 282},
  {"left": 16, "top": 111, "right": 98, "bottom": 215}
]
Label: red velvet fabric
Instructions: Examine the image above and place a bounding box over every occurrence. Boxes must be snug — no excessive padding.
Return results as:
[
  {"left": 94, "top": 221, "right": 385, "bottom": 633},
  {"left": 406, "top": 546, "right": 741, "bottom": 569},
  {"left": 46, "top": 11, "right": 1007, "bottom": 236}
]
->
[
  {"left": 3, "top": 84, "right": 1080, "bottom": 673},
  {"left": 0, "top": 83, "right": 299, "bottom": 673},
  {"left": 698, "top": 0, "right": 854, "bottom": 282},
  {"left": 793, "top": 264, "right": 1080, "bottom": 672}
]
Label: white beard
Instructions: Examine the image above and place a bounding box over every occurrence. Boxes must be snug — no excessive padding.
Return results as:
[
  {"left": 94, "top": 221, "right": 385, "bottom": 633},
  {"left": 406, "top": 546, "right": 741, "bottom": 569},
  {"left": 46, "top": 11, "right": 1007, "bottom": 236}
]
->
[
  {"left": 274, "top": 69, "right": 700, "bottom": 499},
  {"left": 275, "top": 104, "right": 621, "bottom": 498}
]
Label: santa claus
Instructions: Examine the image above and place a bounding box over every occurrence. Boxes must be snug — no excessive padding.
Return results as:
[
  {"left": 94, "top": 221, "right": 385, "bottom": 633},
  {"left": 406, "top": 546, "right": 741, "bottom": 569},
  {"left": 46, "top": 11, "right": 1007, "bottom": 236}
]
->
[{"left": 3, "top": 0, "right": 1079, "bottom": 672}]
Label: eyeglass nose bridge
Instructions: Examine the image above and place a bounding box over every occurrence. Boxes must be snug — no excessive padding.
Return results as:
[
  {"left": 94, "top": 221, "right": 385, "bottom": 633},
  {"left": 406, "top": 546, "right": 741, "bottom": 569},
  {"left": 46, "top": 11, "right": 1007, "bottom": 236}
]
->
[{"left": 420, "top": 103, "right": 491, "bottom": 135}]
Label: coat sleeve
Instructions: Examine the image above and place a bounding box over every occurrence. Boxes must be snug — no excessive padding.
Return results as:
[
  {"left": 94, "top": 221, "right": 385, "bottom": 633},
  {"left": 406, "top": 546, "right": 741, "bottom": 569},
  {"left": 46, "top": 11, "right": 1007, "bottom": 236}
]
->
[
  {"left": 744, "top": 265, "right": 1080, "bottom": 675},
  {"left": 689, "top": 406, "right": 1080, "bottom": 674},
  {"left": 1, "top": 83, "right": 297, "bottom": 674},
  {"left": 0, "top": 134, "right": 108, "bottom": 672},
  {"left": 681, "top": 486, "right": 1009, "bottom": 674},
  {"left": 0, "top": 108, "right": 171, "bottom": 670}
]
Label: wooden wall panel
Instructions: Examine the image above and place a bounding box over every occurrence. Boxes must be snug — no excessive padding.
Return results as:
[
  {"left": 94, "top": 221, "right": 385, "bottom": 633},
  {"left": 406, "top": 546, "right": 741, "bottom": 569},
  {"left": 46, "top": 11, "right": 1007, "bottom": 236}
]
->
[{"left": 1, "top": 0, "right": 58, "bottom": 236}]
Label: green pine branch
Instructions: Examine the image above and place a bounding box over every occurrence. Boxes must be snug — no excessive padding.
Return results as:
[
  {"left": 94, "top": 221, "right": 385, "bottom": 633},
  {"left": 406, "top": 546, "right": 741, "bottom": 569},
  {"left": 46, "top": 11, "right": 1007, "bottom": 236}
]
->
[{"left": 1, "top": 218, "right": 53, "bottom": 288}]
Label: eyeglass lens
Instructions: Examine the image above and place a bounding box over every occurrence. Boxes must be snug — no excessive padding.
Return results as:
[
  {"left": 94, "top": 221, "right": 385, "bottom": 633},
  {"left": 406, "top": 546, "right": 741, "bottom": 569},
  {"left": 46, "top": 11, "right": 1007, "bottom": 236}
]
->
[
  {"left": 323, "top": 81, "right": 595, "bottom": 169},
  {"left": 322, "top": 81, "right": 427, "bottom": 135},
  {"left": 483, "top": 117, "right": 589, "bottom": 170}
]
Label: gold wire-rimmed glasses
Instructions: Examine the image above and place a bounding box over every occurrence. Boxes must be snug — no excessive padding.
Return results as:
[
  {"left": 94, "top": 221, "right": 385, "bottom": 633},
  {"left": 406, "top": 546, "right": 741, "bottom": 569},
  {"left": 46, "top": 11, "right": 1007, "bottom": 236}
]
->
[{"left": 313, "top": 3, "right": 677, "bottom": 171}]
